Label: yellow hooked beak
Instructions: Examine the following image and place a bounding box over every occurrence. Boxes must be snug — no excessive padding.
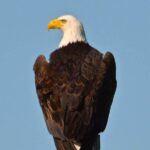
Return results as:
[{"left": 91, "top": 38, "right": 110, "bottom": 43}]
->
[{"left": 47, "top": 19, "right": 63, "bottom": 30}]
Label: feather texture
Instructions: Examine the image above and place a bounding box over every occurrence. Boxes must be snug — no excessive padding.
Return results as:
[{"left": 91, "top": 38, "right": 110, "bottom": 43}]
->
[{"left": 34, "top": 42, "right": 117, "bottom": 149}]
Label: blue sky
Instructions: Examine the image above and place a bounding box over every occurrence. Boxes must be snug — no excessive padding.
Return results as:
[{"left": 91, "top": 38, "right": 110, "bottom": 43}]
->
[{"left": 0, "top": 0, "right": 150, "bottom": 150}]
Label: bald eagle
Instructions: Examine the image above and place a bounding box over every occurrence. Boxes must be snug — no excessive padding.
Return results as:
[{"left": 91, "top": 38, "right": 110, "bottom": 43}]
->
[{"left": 34, "top": 15, "right": 117, "bottom": 150}]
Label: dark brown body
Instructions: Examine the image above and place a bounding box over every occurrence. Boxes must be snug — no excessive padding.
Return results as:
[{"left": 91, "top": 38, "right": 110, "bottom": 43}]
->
[{"left": 34, "top": 42, "right": 117, "bottom": 150}]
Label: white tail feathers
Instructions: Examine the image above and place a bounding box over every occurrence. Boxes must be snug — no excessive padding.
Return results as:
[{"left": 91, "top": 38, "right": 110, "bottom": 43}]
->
[{"left": 74, "top": 144, "right": 80, "bottom": 150}]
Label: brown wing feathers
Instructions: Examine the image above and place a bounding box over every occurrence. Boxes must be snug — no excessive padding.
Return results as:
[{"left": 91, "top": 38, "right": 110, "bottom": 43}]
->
[{"left": 34, "top": 42, "right": 117, "bottom": 150}]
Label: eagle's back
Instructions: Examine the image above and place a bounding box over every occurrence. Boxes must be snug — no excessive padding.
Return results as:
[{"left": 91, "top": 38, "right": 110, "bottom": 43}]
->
[{"left": 34, "top": 42, "right": 116, "bottom": 144}]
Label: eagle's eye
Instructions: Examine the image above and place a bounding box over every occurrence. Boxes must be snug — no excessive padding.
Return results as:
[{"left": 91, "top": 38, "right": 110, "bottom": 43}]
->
[{"left": 60, "top": 19, "right": 67, "bottom": 23}]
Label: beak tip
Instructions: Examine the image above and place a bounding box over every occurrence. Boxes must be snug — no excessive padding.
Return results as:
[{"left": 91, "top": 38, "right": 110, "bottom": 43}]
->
[{"left": 47, "top": 19, "right": 62, "bottom": 31}]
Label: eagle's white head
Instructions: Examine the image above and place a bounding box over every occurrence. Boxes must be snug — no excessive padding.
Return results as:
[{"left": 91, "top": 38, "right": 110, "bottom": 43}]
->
[{"left": 48, "top": 15, "right": 87, "bottom": 48}]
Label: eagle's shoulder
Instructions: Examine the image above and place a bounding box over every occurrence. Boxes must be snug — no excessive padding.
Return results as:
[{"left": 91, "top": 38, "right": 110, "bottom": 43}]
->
[
  {"left": 33, "top": 55, "right": 48, "bottom": 73},
  {"left": 33, "top": 55, "right": 51, "bottom": 101},
  {"left": 102, "top": 51, "right": 116, "bottom": 78},
  {"left": 103, "top": 52, "right": 116, "bottom": 66}
]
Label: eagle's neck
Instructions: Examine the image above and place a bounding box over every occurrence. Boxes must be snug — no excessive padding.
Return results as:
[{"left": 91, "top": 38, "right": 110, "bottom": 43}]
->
[{"left": 59, "top": 27, "right": 87, "bottom": 48}]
